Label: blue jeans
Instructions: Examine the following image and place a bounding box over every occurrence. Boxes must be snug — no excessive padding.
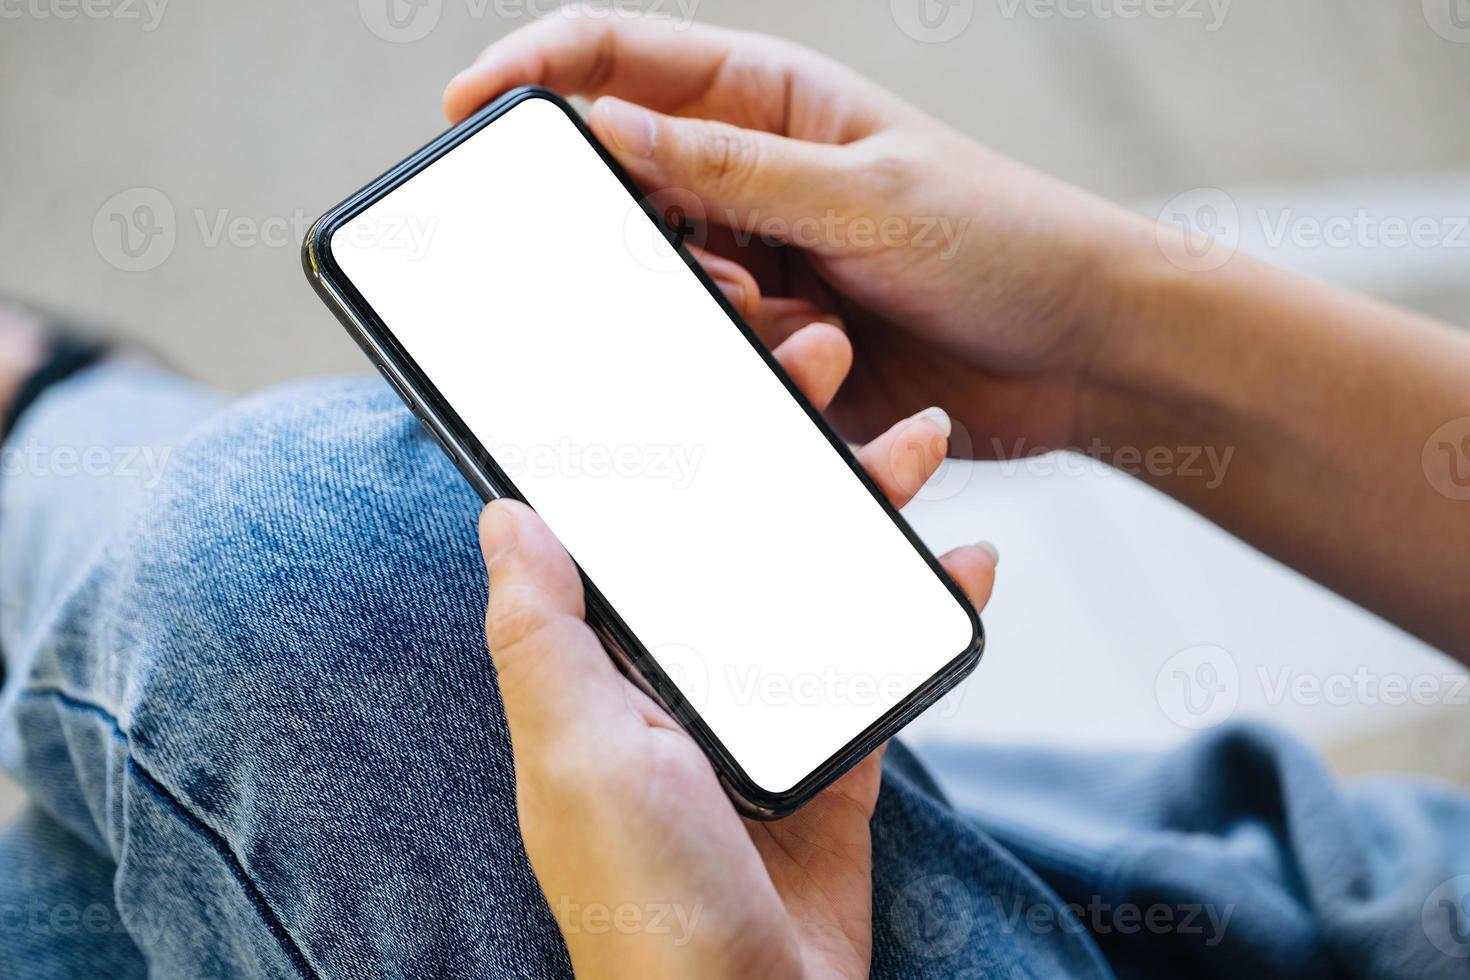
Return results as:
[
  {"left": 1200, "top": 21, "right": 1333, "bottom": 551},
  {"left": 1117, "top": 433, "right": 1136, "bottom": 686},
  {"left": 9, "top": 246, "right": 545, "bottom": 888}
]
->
[{"left": 1, "top": 365, "right": 1467, "bottom": 979}]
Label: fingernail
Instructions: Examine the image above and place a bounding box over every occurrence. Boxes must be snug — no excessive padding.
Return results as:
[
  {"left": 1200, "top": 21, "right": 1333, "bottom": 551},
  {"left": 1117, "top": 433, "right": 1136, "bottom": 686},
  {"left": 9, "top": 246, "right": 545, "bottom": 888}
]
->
[
  {"left": 597, "top": 97, "right": 657, "bottom": 158},
  {"left": 974, "top": 541, "right": 1000, "bottom": 565},
  {"left": 712, "top": 277, "right": 748, "bottom": 312},
  {"left": 914, "top": 406, "right": 952, "bottom": 438},
  {"left": 479, "top": 503, "right": 520, "bottom": 565}
]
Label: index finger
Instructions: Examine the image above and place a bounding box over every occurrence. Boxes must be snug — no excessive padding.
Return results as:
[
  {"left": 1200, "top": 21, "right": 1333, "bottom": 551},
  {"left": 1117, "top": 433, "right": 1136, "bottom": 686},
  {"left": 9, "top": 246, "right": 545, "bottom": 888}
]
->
[{"left": 442, "top": 10, "right": 855, "bottom": 130}]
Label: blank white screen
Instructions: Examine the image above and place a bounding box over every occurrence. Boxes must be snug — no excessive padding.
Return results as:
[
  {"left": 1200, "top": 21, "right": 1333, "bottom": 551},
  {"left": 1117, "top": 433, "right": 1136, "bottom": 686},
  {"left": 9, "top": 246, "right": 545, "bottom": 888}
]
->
[{"left": 331, "top": 95, "right": 975, "bottom": 793}]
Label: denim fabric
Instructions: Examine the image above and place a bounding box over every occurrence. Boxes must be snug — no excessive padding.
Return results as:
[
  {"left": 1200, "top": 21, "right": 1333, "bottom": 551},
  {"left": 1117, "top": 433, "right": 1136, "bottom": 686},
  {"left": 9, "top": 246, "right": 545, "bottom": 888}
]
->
[
  {"left": 0, "top": 368, "right": 1113, "bottom": 979},
  {"left": 2, "top": 367, "right": 1468, "bottom": 978},
  {"left": 923, "top": 728, "right": 1470, "bottom": 979}
]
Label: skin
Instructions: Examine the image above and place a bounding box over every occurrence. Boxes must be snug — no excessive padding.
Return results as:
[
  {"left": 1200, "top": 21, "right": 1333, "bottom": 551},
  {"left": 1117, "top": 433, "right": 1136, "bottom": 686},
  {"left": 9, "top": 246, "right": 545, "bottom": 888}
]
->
[
  {"left": 447, "top": 9, "right": 1470, "bottom": 978},
  {"left": 0, "top": 306, "right": 46, "bottom": 420},
  {"left": 480, "top": 325, "right": 995, "bottom": 980}
]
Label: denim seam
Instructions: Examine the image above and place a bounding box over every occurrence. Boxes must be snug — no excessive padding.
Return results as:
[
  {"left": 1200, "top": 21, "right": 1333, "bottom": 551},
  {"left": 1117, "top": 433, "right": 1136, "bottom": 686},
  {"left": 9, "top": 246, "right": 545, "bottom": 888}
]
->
[{"left": 16, "top": 685, "right": 321, "bottom": 979}]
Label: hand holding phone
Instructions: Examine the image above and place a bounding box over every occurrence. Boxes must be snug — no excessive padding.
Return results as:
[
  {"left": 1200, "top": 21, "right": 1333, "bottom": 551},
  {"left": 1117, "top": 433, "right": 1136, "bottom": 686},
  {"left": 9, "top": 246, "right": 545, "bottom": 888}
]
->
[
  {"left": 478, "top": 332, "right": 996, "bottom": 979},
  {"left": 444, "top": 12, "right": 1143, "bottom": 458},
  {"left": 306, "top": 89, "right": 984, "bottom": 815}
]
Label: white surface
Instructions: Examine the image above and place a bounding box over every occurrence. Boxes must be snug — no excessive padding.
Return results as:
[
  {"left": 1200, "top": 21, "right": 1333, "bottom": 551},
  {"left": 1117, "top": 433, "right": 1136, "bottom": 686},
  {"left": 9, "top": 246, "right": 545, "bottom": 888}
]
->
[{"left": 333, "top": 96, "right": 974, "bottom": 794}]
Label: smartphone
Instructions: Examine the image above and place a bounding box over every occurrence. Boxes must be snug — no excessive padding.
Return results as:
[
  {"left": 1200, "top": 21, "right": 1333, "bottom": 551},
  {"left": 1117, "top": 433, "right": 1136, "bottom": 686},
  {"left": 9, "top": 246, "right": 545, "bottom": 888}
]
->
[{"left": 303, "top": 87, "right": 982, "bottom": 818}]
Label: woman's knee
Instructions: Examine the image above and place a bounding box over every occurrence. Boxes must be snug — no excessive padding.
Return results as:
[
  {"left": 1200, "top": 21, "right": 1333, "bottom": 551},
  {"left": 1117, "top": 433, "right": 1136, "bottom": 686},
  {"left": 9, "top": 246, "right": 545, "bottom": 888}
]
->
[{"left": 113, "top": 376, "right": 504, "bottom": 828}]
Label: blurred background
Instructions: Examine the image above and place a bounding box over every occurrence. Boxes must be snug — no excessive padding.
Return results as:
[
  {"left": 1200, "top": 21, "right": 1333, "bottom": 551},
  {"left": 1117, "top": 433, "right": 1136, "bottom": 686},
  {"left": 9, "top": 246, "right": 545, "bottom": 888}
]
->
[{"left": 3, "top": 0, "right": 1469, "bottom": 819}]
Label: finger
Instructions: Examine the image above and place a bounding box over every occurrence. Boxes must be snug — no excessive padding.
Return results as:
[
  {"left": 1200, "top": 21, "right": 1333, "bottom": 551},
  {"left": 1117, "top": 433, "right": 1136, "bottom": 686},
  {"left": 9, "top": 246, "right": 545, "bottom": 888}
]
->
[
  {"left": 856, "top": 408, "right": 951, "bottom": 509},
  {"left": 687, "top": 245, "right": 760, "bottom": 321},
  {"left": 444, "top": 11, "right": 828, "bottom": 129},
  {"left": 749, "top": 297, "right": 839, "bottom": 349},
  {"left": 771, "top": 323, "right": 852, "bottom": 412},
  {"left": 446, "top": 13, "right": 739, "bottom": 123},
  {"left": 938, "top": 542, "right": 999, "bottom": 610},
  {"left": 587, "top": 96, "right": 853, "bottom": 240},
  {"left": 479, "top": 500, "right": 635, "bottom": 748}
]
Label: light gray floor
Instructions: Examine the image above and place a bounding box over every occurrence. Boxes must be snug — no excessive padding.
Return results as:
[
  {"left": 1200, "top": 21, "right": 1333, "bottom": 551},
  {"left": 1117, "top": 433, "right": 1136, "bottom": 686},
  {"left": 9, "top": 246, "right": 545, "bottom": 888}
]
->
[{"left": 3, "top": 3, "right": 1469, "bottom": 816}]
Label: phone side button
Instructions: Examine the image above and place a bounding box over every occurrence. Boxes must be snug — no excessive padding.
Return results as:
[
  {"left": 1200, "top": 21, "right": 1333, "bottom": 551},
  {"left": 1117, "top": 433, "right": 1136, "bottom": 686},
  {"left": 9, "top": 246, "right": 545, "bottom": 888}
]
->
[
  {"left": 375, "top": 363, "right": 414, "bottom": 408},
  {"left": 418, "top": 418, "right": 459, "bottom": 464}
]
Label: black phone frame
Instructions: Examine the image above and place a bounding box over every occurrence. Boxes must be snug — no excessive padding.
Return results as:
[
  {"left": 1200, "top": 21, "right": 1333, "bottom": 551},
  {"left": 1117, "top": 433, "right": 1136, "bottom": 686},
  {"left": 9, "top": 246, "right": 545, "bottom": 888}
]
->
[{"left": 302, "top": 86, "right": 984, "bottom": 819}]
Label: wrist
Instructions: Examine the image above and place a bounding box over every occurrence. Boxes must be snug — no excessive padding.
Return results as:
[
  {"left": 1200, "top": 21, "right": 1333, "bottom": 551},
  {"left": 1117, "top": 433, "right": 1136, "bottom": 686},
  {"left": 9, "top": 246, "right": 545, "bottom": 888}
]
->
[{"left": 1071, "top": 215, "right": 1244, "bottom": 453}]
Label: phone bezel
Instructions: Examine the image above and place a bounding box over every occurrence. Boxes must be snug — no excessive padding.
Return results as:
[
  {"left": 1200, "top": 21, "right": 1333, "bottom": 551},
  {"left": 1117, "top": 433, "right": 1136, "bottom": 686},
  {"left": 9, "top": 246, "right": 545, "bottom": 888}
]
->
[{"left": 302, "top": 86, "right": 984, "bottom": 818}]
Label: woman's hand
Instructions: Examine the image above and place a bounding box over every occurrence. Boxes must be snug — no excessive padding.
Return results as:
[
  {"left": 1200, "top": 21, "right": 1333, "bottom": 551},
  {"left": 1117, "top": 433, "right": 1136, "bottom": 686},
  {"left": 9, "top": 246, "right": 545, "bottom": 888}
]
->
[
  {"left": 478, "top": 318, "right": 997, "bottom": 979},
  {"left": 445, "top": 8, "right": 1156, "bottom": 454}
]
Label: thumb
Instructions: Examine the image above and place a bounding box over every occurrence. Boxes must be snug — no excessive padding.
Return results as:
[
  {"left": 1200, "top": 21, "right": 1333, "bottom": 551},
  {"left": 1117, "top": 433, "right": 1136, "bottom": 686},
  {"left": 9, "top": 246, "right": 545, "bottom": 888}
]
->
[
  {"left": 589, "top": 96, "right": 852, "bottom": 244},
  {"left": 479, "top": 500, "right": 633, "bottom": 751}
]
